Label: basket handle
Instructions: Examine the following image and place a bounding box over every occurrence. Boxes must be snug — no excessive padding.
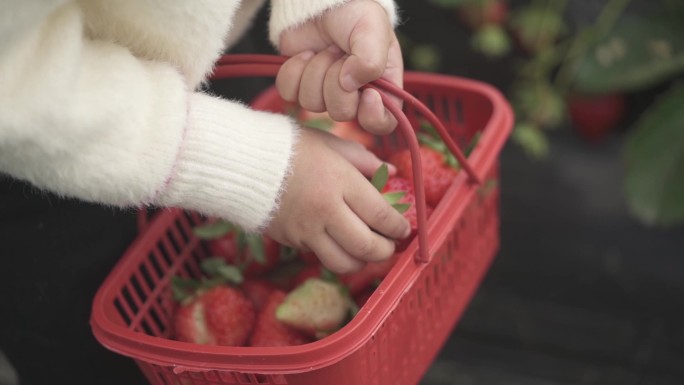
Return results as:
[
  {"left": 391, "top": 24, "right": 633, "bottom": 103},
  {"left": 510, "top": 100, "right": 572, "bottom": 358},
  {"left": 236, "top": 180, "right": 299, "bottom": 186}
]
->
[{"left": 210, "top": 54, "right": 481, "bottom": 263}]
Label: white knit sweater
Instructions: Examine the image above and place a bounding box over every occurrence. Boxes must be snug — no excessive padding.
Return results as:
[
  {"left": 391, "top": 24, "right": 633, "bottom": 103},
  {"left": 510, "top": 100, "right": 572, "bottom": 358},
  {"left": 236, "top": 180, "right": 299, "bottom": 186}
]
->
[{"left": 0, "top": 0, "right": 397, "bottom": 232}]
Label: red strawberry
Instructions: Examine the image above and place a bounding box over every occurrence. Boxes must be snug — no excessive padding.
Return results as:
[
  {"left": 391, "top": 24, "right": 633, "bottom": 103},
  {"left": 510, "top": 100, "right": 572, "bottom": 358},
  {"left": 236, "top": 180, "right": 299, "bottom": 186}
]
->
[
  {"left": 390, "top": 146, "right": 459, "bottom": 206},
  {"left": 299, "top": 251, "right": 319, "bottom": 264},
  {"left": 242, "top": 236, "right": 281, "bottom": 276},
  {"left": 339, "top": 253, "right": 399, "bottom": 296},
  {"left": 567, "top": 93, "right": 626, "bottom": 143},
  {"left": 173, "top": 285, "right": 255, "bottom": 346},
  {"left": 292, "top": 264, "right": 324, "bottom": 288},
  {"left": 209, "top": 234, "right": 280, "bottom": 276},
  {"left": 299, "top": 110, "right": 375, "bottom": 150},
  {"left": 242, "top": 279, "right": 276, "bottom": 311},
  {"left": 276, "top": 278, "right": 352, "bottom": 337},
  {"left": 249, "top": 291, "right": 311, "bottom": 347},
  {"left": 458, "top": 0, "right": 509, "bottom": 30},
  {"left": 382, "top": 176, "right": 418, "bottom": 232}
]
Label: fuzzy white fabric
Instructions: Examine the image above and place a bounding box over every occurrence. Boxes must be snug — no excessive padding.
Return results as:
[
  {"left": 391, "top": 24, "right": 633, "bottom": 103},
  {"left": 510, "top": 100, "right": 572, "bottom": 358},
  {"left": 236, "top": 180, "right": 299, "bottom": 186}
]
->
[{"left": 0, "top": 0, "right": 397, "bottom": 232}]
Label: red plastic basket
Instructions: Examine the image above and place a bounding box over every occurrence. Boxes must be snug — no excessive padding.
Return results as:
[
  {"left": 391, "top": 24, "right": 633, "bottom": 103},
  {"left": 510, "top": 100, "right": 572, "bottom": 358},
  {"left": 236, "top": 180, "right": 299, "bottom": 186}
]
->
[{"left": 90, "top": 54, "right": 513, "bottom": 385}]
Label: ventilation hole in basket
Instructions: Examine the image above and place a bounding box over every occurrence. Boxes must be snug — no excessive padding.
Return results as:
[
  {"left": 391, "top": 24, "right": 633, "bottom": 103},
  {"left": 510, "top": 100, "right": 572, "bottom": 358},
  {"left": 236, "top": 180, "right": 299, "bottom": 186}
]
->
[
  {"left": 149, "top": 248, "right": 168, "bottom": 276},
  {"left": 121, "top": 286, "right": 139, "bottom": 315},
  {"left": 416, "top": 288, "right": 423, "bottom": 309},
  {"left": 218, "top": 371, "right": 237, "bottom": 382},
  {"left": 433, "top": 264, "right": 440, "bottom": 286},
  {"left": 113, "top": 297, "right": 132, "bottom": 326},
  {"left": 130, "top": 275, "right": 148, "bottom": 303},
  {"left": 139, "top": 263, "right": 158, "bottom": 293},
  {"left": 158, "top": 241, "right": 176, "bottom": 269},
  {"left": 252, "top": 374, "right": 270, "bottom": 384},
  {"left": 148, "top": 305, "right": 167, "bottom": 337},
  {"left": 424, "top": 275, "right": 431, "bottom": 297},
  {"left": 233, "top": 372, "right": 251, "bottom": 384},
  {"left": 454, "top": 99, "right": 465, "bottom": 125},
  {"left": 139, "top": 318, "right": 156, "bottom": 336}
]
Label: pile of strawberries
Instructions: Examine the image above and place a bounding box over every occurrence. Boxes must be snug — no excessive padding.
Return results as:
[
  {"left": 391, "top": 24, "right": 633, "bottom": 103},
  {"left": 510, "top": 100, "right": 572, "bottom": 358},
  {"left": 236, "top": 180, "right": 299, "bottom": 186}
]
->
[{"left": 170, "top": 111, "right": 476, "bottom": 348}]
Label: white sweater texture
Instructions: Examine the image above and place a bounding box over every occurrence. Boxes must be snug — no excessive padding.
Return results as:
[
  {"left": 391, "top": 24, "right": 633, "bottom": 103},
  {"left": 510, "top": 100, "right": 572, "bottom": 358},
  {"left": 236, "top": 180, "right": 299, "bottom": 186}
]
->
[{"left": 0, "top": 0, "right": 397, "bottom": 232}]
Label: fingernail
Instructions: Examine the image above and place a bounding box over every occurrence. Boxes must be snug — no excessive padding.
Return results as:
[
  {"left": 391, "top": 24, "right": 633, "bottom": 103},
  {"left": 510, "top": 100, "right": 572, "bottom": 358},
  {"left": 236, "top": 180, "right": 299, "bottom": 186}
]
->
[
  {"left": 401, "top": 224, "right": 411, "bottom": 238},
  {"left": 342, "top": 74, "right": 360, "bottom": 92},
  {"left": 387, "top": 163, "right": 397, "bottom": 175}
]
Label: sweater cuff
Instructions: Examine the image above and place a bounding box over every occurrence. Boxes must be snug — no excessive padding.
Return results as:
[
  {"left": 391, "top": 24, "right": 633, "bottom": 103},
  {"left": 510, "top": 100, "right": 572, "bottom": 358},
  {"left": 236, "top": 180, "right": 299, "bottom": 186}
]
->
[
  {"left": 155, "top": 93, "right": 299, "bottom": 232},
  {"left": 268, "top": 0, "right": 399, "bottom": 48}
]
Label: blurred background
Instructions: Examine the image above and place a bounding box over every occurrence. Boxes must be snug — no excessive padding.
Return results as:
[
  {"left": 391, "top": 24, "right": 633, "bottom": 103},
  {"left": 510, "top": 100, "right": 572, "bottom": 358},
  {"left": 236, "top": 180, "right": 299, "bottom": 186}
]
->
[{"left": 390, "top": 0, "right": 684, "bottom": 384}]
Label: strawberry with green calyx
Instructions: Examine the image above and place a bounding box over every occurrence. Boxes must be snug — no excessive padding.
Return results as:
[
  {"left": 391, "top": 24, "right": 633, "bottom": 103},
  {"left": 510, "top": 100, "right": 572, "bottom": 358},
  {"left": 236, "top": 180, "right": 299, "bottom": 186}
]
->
[
  {"left": 371, "top": 164, "right": 420, "bottom": 242},
  {"left": 171, "top": 258, "right": 254, "bottom": 346},
  {"left": 275, "top": 278, "right": 355, "bottom": 338},
  {"left": 249, "top": 291, "right": 312, "bottom": 347},
  {"left": 193, "top": 221, "right": 281, "bottom": 276},
  {"left": 241, "top": 279, "right": 276, "bottom": 311}
]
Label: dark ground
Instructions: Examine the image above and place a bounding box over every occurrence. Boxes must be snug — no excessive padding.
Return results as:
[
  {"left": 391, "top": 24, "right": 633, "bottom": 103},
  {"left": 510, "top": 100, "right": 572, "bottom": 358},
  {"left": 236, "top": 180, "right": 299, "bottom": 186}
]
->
[{"left": 1, "top": 1, "right": 682, "bottom": 385}]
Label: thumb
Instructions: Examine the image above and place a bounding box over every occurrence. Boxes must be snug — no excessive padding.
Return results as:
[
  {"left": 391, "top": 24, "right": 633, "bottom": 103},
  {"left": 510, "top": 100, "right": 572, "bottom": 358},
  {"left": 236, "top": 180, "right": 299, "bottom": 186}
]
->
[{"left": 337, "top": 17, "right": 392, "bottom": 92}]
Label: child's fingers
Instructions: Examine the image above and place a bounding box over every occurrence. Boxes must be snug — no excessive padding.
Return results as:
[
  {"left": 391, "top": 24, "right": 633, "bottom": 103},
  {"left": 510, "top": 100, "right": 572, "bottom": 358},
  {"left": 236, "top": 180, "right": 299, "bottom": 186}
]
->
[
  {"left": 357, "top": 88, "right": 397, "bottom": 135},
  {"left": 317, "top": 130, "right": 392, "bottom": 177},
  {"left": 276, "top": 51, "right": 314, "bottom": 102},
  {"left": 326, "top": 206, "right": 396, "bottom": 263},
  {"left": 337, "top": 17, "right": 392, "bottom": 92},
  {"left": 345, "top": 177, "right": 411, "bottom": 240},
  {"left": 323, "top": 58, "right": 359, "bottom": 122},
  {"left": 298, "top": 46, "right": 344, "bottom": 113},
  {"left": 305, "top": 233, "right": 365, "bottom": 274}
]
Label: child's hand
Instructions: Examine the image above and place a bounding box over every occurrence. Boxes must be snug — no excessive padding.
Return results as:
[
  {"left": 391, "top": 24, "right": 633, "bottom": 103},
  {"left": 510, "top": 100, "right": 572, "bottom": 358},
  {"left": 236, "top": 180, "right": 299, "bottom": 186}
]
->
[
  {"left": 275, "top": 0, "right": 403, "bottom": 135},
  {"left": 265, "top": 127, "right": 410, "bottom": 274}
]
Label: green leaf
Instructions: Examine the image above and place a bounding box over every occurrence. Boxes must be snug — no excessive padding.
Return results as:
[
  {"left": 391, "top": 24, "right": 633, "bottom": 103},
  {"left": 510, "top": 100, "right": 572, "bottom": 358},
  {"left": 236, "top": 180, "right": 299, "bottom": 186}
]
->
[
  {"left": 371, "top": 164, "right": 389, "bottom": 192},
  {"left": 303, "top": 118, "right": 334, "bottom": 131},
  {"left": 625, "top": 81, "right": 684, "bottom": 227},
  {"left": 383, "top": 191, "right": 406, "bottom": 205},
  {"left": 216, "top": 265, "right": 243, "bottom": 285},
  {"left": 511, "top": 122, "right": 549, "bottom": 159},
  {"left": 573, "top": 14, "right": 684, "bottom": 93},
  {"left": 193, "top": 221, "right": 234, "bottom": 239},
  {"left": 244, "top": 234, "right": 266, "bottom": 264},
  {"left": 200, "top": 257, "right": 229, "bottom": 277},
  {"left": 392, "top": 203, "right": 412, "bottom": 214},
  {"left": 466, "top": 132, "right": 482, "bottom": 156},
  {"left": 171, "top": 276, "right": 200, "bottom": 302},
  {"left": 410, "top": 44, "right": 442, "bottom": 72},
  {"left": 471, "top": 24, "right": 511, "bottom": 58}
]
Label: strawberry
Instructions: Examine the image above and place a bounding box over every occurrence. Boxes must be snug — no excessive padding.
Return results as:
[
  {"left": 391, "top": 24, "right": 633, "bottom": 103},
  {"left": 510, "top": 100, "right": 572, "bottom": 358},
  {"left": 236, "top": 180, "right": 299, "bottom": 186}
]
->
[
  {"left": 381, "top": 176, "right": 418, "bottom": 232},
  {"left": 390, "top": 145, "right": 460, "bottom": 207},
  {"left": 339, "top": 253, "right": 399, "bottom": 296},
  {"left": 457, "top": 0, "right": 509, "bottom": 30},
  {"left": 567, "top": 93, "right": 626, "bottom": 143},
  {"left": 173, "top": 285, "right": 255, "bottom": 346},
  {"left": 299, "top": 110, "right": 375, "bottom": 150},
  {"left": 275, "top": 278, "right": 352, "bottom": 337},
  {"left": 249, "top": 291, "right": 311, "bottom": 347},
  {"left": 292, "top": 264, "right": 324, "bottom": 288},
  {"left": 241, "top": 279, "right": 276, "bottom": 311},
  {"left": 203, "top": 228, "right": 280, "bottom": 276}
]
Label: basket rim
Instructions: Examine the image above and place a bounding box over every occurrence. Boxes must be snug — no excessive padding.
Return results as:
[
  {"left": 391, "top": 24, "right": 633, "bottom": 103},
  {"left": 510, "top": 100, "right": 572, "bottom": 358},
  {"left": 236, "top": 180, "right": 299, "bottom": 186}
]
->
[{"left": 90, "top": 70, "right": 514, "bottom": 374}]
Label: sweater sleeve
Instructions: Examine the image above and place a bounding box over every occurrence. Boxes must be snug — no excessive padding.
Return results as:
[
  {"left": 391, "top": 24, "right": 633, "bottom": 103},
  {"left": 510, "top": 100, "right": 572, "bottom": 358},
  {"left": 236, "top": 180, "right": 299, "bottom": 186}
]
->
[
  {"left": 268, "top": 0, "right": 399, "bottom": 48},
  {"left": 0, "top": 1, "right": 298, "bottom": 232}
]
